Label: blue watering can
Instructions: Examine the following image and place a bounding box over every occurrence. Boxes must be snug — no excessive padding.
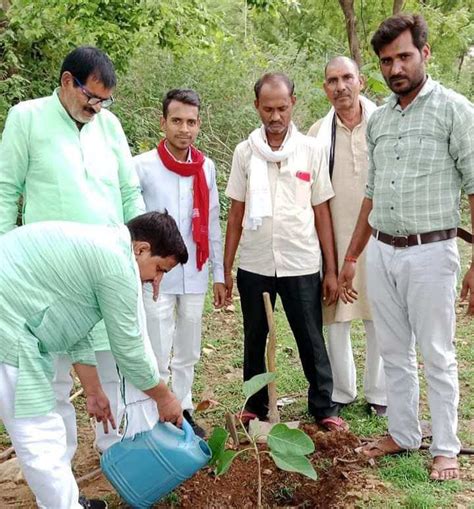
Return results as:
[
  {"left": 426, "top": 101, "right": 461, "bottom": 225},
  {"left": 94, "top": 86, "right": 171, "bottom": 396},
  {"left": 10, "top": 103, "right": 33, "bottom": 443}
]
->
[{"left": 100, "top": 419, "right": 211, "bottom": 508}]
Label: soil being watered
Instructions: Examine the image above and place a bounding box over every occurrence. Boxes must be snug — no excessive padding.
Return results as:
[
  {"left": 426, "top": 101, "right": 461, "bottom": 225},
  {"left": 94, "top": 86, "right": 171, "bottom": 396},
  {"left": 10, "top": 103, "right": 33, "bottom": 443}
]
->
[{"left": 0, "top": 420, "right": 387, "bottom": 508}]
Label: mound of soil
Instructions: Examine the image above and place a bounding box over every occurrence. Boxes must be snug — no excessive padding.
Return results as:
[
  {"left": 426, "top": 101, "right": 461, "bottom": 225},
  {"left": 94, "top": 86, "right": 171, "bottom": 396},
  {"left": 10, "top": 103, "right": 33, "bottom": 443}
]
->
[
  {"left": 151, "top": 425, "right": 385, "bottom": 508},
  {"left": 0, "top": 423, "right": 386, "bottom": 508}
]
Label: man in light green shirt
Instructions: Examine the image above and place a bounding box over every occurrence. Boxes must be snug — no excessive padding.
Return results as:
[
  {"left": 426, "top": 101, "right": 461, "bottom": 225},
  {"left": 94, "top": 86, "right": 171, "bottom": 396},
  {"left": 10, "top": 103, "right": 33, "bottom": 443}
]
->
[
  {"left": 0, "top": 46, "right": 145, "bottom": 456},
  {"left": 0, "top": 211, "right": 188, "bottom": 509},
  {"left": 338, "top": 14, "right": 473, "bottom": 482}
]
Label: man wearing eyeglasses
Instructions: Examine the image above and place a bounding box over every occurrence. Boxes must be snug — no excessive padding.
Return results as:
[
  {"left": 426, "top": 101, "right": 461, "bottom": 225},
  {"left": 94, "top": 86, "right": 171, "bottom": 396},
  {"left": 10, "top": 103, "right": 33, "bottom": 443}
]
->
[{"left": 0, "top": 46, "right": 144, "bottom": 506}]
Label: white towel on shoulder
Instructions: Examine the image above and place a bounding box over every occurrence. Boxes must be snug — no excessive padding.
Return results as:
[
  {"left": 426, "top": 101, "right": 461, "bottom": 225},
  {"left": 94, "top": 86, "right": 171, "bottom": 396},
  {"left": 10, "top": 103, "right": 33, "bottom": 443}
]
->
[
  {"left": 315, "top": 96, "right": 378, "bottom": 163},
  {"left": 246, "top": 122, "right": 303, "bottom": 230}
]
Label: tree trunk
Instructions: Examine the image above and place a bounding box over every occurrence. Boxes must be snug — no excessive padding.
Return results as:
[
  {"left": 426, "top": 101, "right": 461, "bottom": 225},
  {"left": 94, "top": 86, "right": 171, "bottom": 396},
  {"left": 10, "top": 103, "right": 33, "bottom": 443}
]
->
[
  {"left": 393, "top": 0, "right": 405, "bottom": 14},
  {"left": 338, "top": 0, "right": 362, "bottom": 68}
]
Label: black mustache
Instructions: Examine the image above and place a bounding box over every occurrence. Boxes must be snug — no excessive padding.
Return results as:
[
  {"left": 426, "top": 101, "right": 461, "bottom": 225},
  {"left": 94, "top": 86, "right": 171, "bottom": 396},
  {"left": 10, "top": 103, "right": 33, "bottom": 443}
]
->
[{"left": 389, "top": 75, "right": 408, "bottom": 82}]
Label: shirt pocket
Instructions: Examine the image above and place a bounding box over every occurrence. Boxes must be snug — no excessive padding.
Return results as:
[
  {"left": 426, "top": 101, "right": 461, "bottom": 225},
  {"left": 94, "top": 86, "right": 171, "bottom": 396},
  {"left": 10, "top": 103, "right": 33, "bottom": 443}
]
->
[
  {"left": 401, "top": 135, "right": 447, "bottom": 177},
  {"left": 294, "top": 171, "right": 312, "bottom": 208}
]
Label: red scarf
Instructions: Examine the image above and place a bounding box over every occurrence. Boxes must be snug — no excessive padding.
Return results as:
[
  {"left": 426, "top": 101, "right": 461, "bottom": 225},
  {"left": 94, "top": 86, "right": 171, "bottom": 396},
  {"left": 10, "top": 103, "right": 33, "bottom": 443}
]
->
[{"left": 157, "top": 140, "right": 209, "bottom": 271}]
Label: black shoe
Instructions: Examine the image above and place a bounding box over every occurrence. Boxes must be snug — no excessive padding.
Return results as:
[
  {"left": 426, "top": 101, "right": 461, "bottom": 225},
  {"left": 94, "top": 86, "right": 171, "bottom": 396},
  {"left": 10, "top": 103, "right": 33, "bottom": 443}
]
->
[
  {"left": 183, "top": 410, "right": 206, "bottom": 438},
  {"left": 79, "top": 495, "right": 108, "bottom": 509}
]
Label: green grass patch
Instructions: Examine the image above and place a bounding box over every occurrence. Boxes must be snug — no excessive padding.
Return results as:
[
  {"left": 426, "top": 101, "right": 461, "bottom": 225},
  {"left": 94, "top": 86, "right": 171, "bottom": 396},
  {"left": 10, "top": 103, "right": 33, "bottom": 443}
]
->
[{"left": 377, "top": 453, "right": 463, "bottom": 508}]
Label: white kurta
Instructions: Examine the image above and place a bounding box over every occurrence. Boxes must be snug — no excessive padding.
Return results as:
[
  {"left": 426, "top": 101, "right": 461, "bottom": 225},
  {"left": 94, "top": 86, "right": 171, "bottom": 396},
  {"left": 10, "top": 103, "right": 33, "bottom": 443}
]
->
[
  {"left": 134, "top": 149, "right": 224, "bottom": 293},
  {"left": 308, "top": 115, "right": 372, "bottom": 323}
]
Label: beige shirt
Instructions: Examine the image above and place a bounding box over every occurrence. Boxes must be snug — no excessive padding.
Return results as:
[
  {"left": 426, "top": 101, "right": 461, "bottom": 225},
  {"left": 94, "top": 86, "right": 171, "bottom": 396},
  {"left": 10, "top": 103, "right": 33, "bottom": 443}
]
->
[
  {"left": 225, "top": 132, "right": 334, "bottom": 277},
  {"left": 308, "top": 114, "right": 372, "bottom": 323}
]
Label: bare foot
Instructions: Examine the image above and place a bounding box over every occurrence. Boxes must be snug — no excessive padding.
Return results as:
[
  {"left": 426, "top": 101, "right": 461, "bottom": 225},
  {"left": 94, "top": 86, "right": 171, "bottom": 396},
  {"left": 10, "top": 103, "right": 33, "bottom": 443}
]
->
[
  {"left": 430, "top": 456, "right": 459, "bottom": 481},
  {"left": 356, "top": 435, "right": 406, "bottom": 458}
]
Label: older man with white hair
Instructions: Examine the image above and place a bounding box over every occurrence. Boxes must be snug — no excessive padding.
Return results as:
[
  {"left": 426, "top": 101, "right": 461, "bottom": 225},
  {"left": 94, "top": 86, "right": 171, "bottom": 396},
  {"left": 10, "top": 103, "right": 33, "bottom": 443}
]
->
[{"left": 308, "top": 56, "right": 387, "bottom": 416}]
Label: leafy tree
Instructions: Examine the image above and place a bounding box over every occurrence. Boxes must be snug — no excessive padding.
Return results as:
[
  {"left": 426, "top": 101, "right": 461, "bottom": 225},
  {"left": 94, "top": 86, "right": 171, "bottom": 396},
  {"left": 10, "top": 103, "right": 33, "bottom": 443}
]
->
[{"left": 0, "top": 0, "right": 224, "bottom": 124}]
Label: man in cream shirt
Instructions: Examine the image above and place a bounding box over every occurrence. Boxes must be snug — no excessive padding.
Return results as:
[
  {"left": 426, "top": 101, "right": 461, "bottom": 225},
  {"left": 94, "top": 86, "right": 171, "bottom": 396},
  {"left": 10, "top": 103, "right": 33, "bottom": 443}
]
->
[
  {"left": 308, "top": 57, "right": 387, "bottom": 416},
  {"left": 224, "top": 72, "right": 348, "bottom": 431}
]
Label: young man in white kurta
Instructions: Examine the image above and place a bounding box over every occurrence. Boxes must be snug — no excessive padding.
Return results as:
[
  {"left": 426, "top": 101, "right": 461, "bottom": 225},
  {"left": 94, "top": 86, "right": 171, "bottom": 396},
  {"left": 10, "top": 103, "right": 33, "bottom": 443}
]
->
[
  {"left": 308, "top": 57, "right": 386, "bottom": 414},
  {"left": 134, "top": 89, "right": 225, "bottom": 434}
]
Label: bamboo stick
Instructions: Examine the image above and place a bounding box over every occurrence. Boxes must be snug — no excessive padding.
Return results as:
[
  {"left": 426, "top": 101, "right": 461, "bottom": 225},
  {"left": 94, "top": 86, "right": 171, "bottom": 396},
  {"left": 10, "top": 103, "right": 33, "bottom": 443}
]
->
[{"left": 263, "top": 292, "right": 279, "bottom": 424}]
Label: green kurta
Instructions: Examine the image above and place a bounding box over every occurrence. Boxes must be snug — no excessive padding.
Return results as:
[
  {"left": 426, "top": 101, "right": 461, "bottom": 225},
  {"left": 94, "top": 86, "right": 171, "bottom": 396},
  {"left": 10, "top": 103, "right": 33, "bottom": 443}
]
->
[
  {"left": 0, "top": 89, "right": 145, "bottom": 350},
  {"left": 0, "top": 222, "right": 159, "bottom": 418}
]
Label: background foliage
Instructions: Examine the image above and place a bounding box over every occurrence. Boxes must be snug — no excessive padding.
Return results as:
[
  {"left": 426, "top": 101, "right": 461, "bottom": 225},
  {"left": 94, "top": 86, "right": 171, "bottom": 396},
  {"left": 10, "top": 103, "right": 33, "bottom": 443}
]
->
[{"left": 1, "top": 0, "right": 473, "bottom": 212}]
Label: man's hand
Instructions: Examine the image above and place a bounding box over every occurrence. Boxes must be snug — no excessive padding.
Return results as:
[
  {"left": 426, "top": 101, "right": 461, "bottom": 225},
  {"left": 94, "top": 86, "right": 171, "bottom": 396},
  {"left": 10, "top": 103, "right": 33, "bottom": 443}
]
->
[
  {"left": 156, "top": 391, "right": 184, "bottom": 427},
  {"left": 322, "top": 272, "right": 338, "bottom": 306},
  {"left": 338, "top": 261, "right": 359, "bottom": 304},
  {"left": 86, "top": 389, "right": 116, "bottom": 434},
  {"left": 460, "top": 265, "right": 474, "bottom": 316},
  {"left": 224, "top": 273, "right": 234, "bottom": 307},
  {"left": 213, "top": 282, "right": 226, "bottom": 309}
]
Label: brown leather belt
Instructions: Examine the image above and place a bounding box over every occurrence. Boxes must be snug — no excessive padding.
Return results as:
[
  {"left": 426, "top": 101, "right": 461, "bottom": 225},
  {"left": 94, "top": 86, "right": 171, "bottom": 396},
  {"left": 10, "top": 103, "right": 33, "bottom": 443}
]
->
[{"left": 372, "top": 227, "right": 473, "bottom": 248}]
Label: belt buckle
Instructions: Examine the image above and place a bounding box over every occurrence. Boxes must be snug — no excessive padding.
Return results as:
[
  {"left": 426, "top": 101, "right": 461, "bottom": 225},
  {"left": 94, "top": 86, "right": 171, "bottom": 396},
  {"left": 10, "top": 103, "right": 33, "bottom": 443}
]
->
[{"left": 391, "top": 235, "right": 408, "bottom": 248}]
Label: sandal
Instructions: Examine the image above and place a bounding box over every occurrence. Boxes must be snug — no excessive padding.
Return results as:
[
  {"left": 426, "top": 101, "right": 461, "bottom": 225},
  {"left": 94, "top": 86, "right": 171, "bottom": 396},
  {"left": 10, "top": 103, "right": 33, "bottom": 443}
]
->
[
  {"left": 430, "top": 456, "right": 459, "bottom": 481},
  {"left": 234, "top": 410, "right": 259, "bottom": 425},
  {"left": 355, "top": 436, "right": 406, "bottom": 458},
  {"left": 317, "top": 416, "right": 349, "bottom": 432}
]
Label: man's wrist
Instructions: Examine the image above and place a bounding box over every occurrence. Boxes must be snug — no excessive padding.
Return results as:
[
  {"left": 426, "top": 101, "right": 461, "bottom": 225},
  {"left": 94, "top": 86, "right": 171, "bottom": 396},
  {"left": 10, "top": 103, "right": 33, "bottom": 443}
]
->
[{"left": 344, "top": 255, "right": 358, "bottom": 263}]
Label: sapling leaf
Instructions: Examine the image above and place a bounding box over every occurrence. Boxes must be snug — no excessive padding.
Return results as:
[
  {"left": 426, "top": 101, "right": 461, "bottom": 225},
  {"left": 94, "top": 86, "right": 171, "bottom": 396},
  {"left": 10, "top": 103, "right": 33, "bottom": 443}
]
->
[
  {"left": 267, "top": 423, "right": 315, "bottom": 456},
  {"left": 243, "top": 372, "right": 276, "bottom": 398},
  {"left": 215, "top": 449, "right": 238, "bottom": 476},
  {"left": 208, "top": 427, "right": 229, "bottom": 466},
  {"left": 269, "top": 451, "right": 317, "bottom": 480}
]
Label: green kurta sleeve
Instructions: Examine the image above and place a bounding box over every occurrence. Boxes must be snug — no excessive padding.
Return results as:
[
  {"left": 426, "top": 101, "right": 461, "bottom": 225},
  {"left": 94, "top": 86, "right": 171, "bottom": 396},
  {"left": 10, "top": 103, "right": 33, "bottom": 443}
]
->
[
  {"left": 0, "top": 105, "right": 29, "bottom": 234},
  {"left": 111, "top": 119, "right": 146, "bottom": 222},
  {"left": 96, "top": 273, "right": 159, "bottom": 390},
  {"left": 67, "top": 333, "right": 97, "bottom": 366}
]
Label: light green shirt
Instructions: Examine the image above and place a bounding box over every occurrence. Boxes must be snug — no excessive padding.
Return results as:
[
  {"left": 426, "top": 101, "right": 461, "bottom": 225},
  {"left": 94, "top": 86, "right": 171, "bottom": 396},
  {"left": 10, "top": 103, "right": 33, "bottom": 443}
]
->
[
  {"left": 366, "top": 77, "right": 474, "bottom": 235},
  {"left": 0, "top": 89, "right": 145, "bottom": 350},
  {"left": 0, "top": 222, "right": 159, "bottom": 418}
]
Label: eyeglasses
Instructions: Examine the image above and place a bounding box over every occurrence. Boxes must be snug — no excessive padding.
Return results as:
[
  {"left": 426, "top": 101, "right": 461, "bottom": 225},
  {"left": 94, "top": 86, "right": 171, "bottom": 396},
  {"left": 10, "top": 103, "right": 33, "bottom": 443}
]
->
[{"left": 73, "top": 76, "right": 114, "bottom": 108}]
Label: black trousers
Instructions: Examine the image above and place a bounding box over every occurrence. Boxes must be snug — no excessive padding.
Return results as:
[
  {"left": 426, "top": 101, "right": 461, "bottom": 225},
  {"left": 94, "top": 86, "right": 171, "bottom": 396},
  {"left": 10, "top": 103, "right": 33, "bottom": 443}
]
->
[{"left": 237, "top": 268, "right": 339, "bottom": 420}]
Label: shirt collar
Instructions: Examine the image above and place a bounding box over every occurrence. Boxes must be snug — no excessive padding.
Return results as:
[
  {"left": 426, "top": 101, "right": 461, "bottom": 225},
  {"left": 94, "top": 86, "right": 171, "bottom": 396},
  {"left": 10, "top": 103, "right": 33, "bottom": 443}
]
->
[
  {"left": 164, "top": 140, "right": 192, "bottom": 163},
  {"left": 388, "top": 75, "right": 435, "bottom": 109}
]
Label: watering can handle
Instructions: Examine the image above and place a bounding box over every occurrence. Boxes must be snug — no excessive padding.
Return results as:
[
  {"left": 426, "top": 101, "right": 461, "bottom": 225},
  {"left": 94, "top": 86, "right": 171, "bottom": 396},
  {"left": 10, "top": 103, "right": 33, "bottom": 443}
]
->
[{"left": 181, "top": 418, "right": 194, "bottom": 444}]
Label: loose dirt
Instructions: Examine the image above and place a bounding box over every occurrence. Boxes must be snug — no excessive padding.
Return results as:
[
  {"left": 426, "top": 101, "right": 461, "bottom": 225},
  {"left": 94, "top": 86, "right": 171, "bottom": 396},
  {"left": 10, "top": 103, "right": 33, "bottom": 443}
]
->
[{"left": 0, "top": 422, "right": 388, "bottom": 508}]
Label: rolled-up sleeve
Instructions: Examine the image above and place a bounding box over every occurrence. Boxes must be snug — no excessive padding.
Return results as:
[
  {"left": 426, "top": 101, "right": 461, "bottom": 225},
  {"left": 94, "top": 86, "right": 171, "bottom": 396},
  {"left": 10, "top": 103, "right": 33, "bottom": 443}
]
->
[
  {"left": 96, "top": 273, "right": 159, "bottom": 390},
  {"left": 67, "top": 334, "right": 97, "bottom": 366}
]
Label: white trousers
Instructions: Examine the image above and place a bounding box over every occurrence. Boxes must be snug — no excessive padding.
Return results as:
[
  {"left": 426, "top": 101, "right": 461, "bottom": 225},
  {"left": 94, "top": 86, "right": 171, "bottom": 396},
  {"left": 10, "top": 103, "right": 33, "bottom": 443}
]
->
[
  {"left": 366, "top": 237, "right": 461, "bottom": 457},
  {"left": 52, "top": 350, "right": 124, "bottom": 460},
  {"left": 143, "top": 290, "right": 206, "bottom": 412},
  {"left": 327, "top": 320, "right": 386, "bottom": 406},
  {"left": 0, "top": 363, "right": 82, "bottom": 509}
]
